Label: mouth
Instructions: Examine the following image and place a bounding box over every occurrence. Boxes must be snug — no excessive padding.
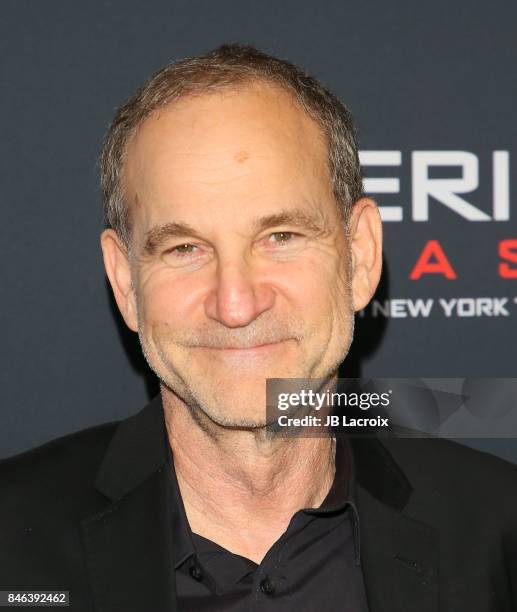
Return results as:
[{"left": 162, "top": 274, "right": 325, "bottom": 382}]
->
[
  {"left": 203, "top": 340, "right": 286, "bottom": 351},
  {"left": 194, "top": 340, "right": 290, "bottom": 361}
]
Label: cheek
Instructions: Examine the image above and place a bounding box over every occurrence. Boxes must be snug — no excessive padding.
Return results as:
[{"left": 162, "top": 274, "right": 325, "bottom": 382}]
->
[
  {"left": 136, "top": 274, "right": 187, "bottom": 331},
  {"left": 284, "top": 255, "right": 349, "bottom": 322}
]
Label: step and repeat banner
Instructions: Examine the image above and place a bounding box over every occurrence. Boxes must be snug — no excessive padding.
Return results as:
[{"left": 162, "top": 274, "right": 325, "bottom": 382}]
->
[{"left": 1, "top": 1, "right": 515, "bottom": 460}]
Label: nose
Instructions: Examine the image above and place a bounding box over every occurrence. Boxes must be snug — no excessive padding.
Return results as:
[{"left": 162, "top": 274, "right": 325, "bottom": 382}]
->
[{"left": 204, "top": 257, "right": 276, "bottom": 328}]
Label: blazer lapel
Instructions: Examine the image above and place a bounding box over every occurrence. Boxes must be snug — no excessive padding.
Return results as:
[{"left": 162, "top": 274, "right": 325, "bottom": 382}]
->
[
  {"left": 79, "top": 395, "right": 176, "bottom": 612},
  {"left": 350, "top": 436, "right": 439, "bottom": 612}
]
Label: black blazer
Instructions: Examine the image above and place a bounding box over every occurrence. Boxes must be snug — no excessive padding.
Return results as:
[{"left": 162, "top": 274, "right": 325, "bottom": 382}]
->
[{"left": 1, "top": 394, "right": 517, "bottom": 611}]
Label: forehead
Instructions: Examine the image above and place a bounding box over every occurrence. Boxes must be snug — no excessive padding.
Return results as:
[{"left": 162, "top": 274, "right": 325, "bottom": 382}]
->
[{"left": 122, "top": 81, "right": 334, "bottom": 228}]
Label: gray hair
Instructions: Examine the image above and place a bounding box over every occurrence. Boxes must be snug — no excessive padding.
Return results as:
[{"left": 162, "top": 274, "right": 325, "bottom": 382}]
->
[{"left": 99, "top": 43, "right": 364, "bottom": 247}]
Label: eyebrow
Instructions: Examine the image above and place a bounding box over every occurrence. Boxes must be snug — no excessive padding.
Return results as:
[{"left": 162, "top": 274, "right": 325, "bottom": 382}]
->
[{"left": 141, "top": 207, "right": 328, "bottom": 256}]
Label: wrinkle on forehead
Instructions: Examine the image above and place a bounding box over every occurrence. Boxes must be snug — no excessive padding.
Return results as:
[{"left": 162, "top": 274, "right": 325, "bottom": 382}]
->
[
  {"left": 125, "top": 82, "right": 328, "bottom": 175},
  {"left": 122, "top": 83, "right": 335, "bottom": 238}
]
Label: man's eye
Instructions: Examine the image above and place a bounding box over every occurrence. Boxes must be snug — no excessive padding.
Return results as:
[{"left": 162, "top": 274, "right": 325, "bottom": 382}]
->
[
  {"left": 268, "top": 231, "right": 298, "bottom": 244},
  {"left": 166, "top": 243, "right": 199, "bottom": 256}
]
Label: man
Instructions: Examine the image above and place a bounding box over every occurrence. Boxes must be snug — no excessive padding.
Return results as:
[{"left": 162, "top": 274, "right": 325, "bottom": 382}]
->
[{"left": 1, "top": 43, "right": 516, "bottom": 611}]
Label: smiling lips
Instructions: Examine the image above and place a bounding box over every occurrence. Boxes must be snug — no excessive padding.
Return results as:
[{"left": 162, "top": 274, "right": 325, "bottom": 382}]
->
[
  {"left": 195, "top": 340, "right": 289, "bottom": 357},
  {"left": 211, "top": 341, "right": 284, "bottom": 350}
]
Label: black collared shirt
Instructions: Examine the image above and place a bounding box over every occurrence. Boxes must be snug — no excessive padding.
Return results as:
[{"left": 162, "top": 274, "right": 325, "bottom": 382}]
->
[{"left": 167, "top": 436, "right": 369, "bottom": 611}]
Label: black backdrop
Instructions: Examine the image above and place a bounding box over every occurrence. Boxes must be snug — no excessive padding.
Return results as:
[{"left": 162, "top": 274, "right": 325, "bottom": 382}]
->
[{"left": 1, "top": 0, "right": 516, "bottom": 461}]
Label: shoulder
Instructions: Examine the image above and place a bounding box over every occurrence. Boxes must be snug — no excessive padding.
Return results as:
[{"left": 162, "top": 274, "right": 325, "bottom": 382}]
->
[
  {"left": 0, "top": 420, "right": 120, "bottom": 520},
  {"left": 383, "top": 433, "right": 517, "bottom": 479},
  {"left": 0, "top": 419, "right": 119, "bottom": 478},
  {"left": 382, "top": 435, "right": 517, "bottom": 513}
]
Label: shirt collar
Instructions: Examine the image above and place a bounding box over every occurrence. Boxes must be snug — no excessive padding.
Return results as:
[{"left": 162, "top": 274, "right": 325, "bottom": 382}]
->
[
  {"left": 301, "top": 435, "right": 361, "bottom": 564},
  {"left": 167, "top": 432, "right": 361, "bottom": 568},
  {"left": 305, "top": 434, "right": 355, "bottom": 512},
  {"left": 166, "top": 436, "right": 196, "bottom": 569}
]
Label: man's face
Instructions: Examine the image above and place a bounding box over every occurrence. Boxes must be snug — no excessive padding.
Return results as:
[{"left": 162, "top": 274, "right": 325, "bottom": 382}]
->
[{"left": 120, "top": 83, "right": 355, "bottom": 427}]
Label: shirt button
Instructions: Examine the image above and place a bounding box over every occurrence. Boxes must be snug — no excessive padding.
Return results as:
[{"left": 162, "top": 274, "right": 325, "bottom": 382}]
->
[
  {"left": 259, "top": 576, "right": 276, "bottom": 595},
  {"left": 189, "top": 564, "right": 204, "bottom": 581}
]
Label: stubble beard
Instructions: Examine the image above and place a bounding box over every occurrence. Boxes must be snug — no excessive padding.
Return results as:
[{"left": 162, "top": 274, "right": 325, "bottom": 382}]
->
[{"left": 133, "top": 272, "right": 356, "bottom": 433}]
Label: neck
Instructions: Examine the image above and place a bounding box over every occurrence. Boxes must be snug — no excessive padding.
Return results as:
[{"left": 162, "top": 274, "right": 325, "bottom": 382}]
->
[{"left": 162, "top": 386, "right": 336, "bottom": 563}]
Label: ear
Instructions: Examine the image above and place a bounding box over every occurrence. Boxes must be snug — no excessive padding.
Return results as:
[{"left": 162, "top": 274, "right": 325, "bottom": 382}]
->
[
  {"left": 100, "top": 229, "right": 138, "bottom": 332},
  {"left": 348, "top": 197, "right": 383, "bottom": 311}
]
